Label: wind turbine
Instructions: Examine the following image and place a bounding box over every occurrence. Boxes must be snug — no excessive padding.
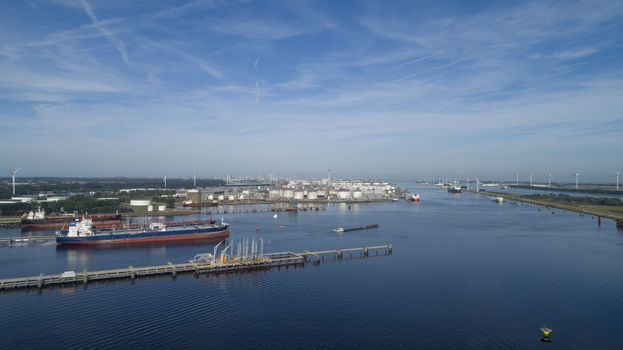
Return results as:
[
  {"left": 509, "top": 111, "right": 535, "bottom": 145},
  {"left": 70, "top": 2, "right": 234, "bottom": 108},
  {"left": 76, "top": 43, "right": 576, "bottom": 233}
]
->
[
  {"left": 616, "top": 172, "right": 620, "bottom": 191},
  {"left": 529, "top": 174, "right": 533, "bottom": 187},
  {"left": 516, "top": 174, "right": 519, "bottom": 186},
  {"left": 163, "top": 176, "right": 167, "bottom": 188},
  {"left": 7, "top": 167, "right": 20, "bottom": 196},
  {"left": 548, "top": 173, "right": 552, "bottom": 188},
  {"left": 193, "top": 170, "right": 196, "bottom": 188},
  {"left": 575, "top": 173, "right": 580, "bottom": 189},
  {"left": 474, "top": 177, "right": 480, "bottom": 193}
]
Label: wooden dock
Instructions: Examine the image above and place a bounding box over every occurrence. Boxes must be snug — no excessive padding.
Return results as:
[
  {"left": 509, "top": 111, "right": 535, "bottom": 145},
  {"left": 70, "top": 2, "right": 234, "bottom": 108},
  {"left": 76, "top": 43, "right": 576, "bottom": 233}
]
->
[{"left": 0, "top": 244, "right": 392, "bottom": 291}]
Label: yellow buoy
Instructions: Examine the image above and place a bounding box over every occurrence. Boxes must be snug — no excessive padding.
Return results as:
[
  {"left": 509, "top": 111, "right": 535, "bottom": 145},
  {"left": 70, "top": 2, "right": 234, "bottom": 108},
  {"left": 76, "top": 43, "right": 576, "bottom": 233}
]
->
[{"left": 540, "top": 326, "right": 552, "bottom": 342}]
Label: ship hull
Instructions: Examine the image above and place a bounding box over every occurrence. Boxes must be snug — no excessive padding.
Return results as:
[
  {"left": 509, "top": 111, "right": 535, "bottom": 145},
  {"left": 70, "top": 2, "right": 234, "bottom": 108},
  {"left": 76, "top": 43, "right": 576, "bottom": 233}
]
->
[{"left": 56, "top": 225, "right": 229, "bottom": 246}]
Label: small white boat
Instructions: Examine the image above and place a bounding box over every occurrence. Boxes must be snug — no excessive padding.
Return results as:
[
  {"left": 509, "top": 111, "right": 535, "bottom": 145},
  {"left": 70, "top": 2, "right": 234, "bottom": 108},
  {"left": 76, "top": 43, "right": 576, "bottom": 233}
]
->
[{"left": 332, "top": 227, "right": 345, "bottom": 233}]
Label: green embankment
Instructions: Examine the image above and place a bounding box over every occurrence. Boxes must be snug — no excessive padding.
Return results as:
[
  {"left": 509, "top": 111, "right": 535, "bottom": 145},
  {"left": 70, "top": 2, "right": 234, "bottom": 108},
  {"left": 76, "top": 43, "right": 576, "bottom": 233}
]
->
[{"left": 477, "top": 190, "right": 623, "bottom": 221}]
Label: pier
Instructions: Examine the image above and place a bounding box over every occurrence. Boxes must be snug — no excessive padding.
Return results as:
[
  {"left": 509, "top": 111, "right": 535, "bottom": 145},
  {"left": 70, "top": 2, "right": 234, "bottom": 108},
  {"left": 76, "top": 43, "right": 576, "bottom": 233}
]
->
[
  {"left": 0, "top": 235, "right": 56, "bottom": 245},
  {"left": 0, "top": 244, "right": 392, "bottom": 291},
  {"left": 0, "top": 217, "right": 21, "bottom": 228}
]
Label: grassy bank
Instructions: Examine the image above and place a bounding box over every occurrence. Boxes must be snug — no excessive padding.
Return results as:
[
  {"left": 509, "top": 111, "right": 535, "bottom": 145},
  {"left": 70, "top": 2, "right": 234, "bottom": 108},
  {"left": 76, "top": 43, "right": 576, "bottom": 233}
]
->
[{"left": 476, "top": 190, "right": 623, "bottom": 221}]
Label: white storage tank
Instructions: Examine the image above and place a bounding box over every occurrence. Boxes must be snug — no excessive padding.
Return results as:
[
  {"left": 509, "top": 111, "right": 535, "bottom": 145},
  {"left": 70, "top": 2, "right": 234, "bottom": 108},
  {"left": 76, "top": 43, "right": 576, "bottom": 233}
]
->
[
  {"left": 158, "top": 205, "right": 166, "bottom": 212},
  {"left": 207, "top": 194, "right": 214, "bottom": 200},
  {"left": 269, "top": 189, "right": 280, "bottom": 198},
  {"left": 352, "top": 190, "right": 363, "bottom": 199},
  {"left": 337, "top": 190, "right": 351, "bottom": 199},
  {"left": 228, "top": 195, "right": 235, "bottom": 201},
  {"left": 186, "top": 189, "right": 201, "bottom": 203},
  {"left": 147, "top": 205, "right": 153, "bottom": 212},
  {"left": 293, "top": 191, "right": 304, "bottom": 200},
  {"left": 307, "top": 191, "right": 318, "bottom": 200},
  {"left": 282, "top": 190, "right": 294, "bottom": 198},
  {"left": 217, "top": 195, "right": 225, "bottom": 201},
  {"left": 316, "top": 190, "right": 326, "bottom": 197}
]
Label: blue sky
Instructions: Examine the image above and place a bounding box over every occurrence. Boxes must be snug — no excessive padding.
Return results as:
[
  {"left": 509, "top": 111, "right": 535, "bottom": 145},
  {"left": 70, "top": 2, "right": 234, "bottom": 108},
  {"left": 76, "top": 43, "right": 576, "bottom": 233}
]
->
[{"left": 0, "top": 0, "right": 622, "bottom": 182}]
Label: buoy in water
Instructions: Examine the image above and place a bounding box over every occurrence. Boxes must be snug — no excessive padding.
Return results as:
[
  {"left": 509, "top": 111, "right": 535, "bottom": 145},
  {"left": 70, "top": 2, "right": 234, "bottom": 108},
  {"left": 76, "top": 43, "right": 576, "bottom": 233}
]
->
[
  {"left": 273, "top": 214, "right": 278, "bottom": 219},
  {"left": 540, "top": 326, "right": 552, "bottom": 342}
]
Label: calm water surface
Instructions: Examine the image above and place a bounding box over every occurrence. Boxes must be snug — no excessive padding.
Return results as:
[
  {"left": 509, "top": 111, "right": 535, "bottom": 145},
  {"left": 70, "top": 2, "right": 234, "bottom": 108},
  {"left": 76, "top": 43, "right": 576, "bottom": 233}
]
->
[{"left": 1, "top": 184, "right": 623, "bottom": 349}]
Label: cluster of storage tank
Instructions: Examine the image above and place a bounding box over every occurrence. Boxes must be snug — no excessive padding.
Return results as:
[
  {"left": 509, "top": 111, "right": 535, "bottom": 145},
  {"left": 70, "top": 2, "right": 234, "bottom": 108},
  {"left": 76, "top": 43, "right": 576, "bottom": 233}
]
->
[{"left": 268, "top": 189, "right": 364, "bottom": 200}]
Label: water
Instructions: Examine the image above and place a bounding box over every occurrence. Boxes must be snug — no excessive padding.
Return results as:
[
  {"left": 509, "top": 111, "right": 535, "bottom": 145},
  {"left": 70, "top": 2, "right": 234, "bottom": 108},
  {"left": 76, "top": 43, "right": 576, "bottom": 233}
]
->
[{"left": 1, "top": 184, "right": 623, "bottom": 349}]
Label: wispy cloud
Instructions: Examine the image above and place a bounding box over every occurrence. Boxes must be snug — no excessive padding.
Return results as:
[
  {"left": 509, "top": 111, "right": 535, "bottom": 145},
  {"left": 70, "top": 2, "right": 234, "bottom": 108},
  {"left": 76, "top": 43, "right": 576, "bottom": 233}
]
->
[
  {"left": 551, "top": 46, "right": 601, "bottom": 60},
  {"left": 78, "top": 0, "right": 130, "bottom": 65},
  {"left": 0, "top": 0, "right": 622, "bottom": 178}
]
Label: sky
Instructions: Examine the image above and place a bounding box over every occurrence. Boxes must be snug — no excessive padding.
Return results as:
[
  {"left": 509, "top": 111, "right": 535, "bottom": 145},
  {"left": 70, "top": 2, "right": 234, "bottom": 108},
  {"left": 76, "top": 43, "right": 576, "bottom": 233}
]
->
[{"left": 0, "top": 0, "right": 622, "bottom": 182}]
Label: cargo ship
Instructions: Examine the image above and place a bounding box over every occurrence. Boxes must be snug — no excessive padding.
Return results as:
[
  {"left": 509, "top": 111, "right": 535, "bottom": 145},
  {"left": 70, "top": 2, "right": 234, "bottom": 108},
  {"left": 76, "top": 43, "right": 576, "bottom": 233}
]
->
[
  {"left": 332, "top": 224, "right": 379, "bottom": 233},
  {"left": 85, "top": 219, "right": 216, "bottom": 230},
  {"left": 56, "top": 218, "right": 229, "bottom": 246},
  {"left": 21, "top": 208, "right": 122, "bottom": 230}
]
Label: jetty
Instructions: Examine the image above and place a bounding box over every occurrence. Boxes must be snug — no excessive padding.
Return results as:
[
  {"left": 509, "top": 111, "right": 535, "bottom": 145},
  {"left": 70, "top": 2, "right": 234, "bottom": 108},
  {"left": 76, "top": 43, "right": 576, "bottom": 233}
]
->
[
  {"left": 0, "top": 235, "right": 56, "bottom": 245},
  {"left": 0, "top": 217, "right": 21, "bottom": 228},
  {"left": 0, "top": 244, "right": 392, "bottom": 291}
]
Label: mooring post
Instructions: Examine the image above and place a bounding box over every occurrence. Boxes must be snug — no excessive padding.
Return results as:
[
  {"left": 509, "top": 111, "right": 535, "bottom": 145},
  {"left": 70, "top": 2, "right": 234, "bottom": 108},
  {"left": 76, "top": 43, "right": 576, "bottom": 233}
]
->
[
  {"left": 388, "top": 244, "right": 393, "bottom": 255},
  {"left": 363, "top": 248, "right": 369, "bottom": 257},
  {"left": 37, "top": 273, "right": 43, "bottom": 289},
  {"left": 337, "top": 249, "right": 343, "bottom": 260},
  {"left": 83, "top": 269, "right": 88, "bottom": 285},
  {"left": 169, "top": 262, "right": 176, "bottom": 277},
  {"left": 129, "top": 265, "right": 135, "bottom": 279}
]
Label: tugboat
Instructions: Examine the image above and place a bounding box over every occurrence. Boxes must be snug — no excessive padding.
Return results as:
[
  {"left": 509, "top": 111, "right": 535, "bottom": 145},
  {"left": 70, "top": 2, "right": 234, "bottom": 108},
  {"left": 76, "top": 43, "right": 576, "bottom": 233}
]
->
[
  {"left": 408, "top": 194, "right": 421, "bottom": 202},
  {"left": 447, "top": 185, "right": 462, "bottom": 193},
  {"left": 56, "top": 217, "right": 229, "bottom": 246}
]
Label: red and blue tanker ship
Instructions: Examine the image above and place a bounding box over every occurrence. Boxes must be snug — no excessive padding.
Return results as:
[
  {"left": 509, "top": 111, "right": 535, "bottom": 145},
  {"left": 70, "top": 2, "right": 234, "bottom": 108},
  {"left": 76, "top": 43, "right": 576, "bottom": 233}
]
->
[{"left": 56, "top": 218, "right": 229, "bottom": 246}]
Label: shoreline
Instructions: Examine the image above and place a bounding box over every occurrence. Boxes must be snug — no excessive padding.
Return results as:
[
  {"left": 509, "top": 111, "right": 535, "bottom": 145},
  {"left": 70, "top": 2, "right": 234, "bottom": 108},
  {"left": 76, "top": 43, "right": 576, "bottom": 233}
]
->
[{"left": 473, "top": 190, "right": 623, "bottom": 222}]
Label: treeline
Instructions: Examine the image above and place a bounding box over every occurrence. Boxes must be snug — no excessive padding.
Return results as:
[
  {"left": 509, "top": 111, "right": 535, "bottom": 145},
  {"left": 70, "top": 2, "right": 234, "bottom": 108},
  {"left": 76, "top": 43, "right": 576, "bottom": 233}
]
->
[
  {"left": 0, "top": 196, "right": 131, "bottom": 216},
  {"left": 512, "top": 184, "right": 621, "bottom": 195},
  {"left": 0, "top": 177, "right": 226, "bottom": 197},
  {"left": 525, "top": 194, "right": 623, "bottom": 206}
]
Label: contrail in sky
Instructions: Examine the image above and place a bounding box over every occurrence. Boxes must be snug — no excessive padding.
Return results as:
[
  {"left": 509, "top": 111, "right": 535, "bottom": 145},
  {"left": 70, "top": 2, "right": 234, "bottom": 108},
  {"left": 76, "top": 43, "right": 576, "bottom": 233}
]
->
[{"left": 79, "top": 0, "right": 130, "bottom": 65}]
